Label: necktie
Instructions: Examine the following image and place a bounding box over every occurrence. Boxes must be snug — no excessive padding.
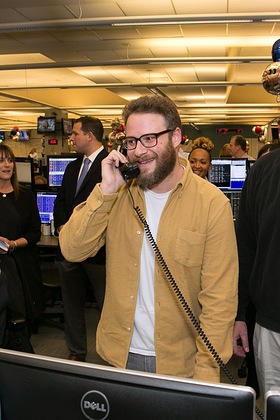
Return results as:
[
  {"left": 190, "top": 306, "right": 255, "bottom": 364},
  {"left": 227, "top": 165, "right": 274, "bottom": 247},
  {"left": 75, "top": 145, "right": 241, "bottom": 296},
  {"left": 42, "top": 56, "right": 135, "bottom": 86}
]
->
[{"left": 75, "top": 158, "right": 90, "bottom": 196}]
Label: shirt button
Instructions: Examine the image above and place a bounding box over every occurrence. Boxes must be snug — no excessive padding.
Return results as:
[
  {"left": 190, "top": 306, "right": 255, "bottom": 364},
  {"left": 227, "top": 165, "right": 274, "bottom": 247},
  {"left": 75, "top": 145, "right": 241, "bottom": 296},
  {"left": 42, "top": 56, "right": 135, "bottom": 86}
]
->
[
  {"left": 137, "top": 230, "right": 141, "bottom": 235},
  {"left": 130, "top": 295, "right": 134, "bottom": 300},
  {"left": 127, "top": 327, "right": 131, "bottom": 332}
]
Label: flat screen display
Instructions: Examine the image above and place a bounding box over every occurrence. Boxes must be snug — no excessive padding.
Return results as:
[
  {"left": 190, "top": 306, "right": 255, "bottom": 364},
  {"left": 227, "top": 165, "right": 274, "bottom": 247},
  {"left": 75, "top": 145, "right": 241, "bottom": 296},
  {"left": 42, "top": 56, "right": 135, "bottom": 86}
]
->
[
  {"left": 208, "top": 158, "right": 248, "bottom": 191},
  {"left": 37, "top": 117, "right": 56, "bottom": 134},
  {"left": 62, "top": 118, "right": 74, "bottom": 135},
  {"left": 47, "top": 154, "right": 78, "bottom": 187},
  {"left": 15, "top": 157, "right": 34, "bottom": 188},
  {"left": 0, "top": 349, "right": 256, "bottom": 420},
  {"left": 36, "top": 191, "right": 58, "bottom": 224}
]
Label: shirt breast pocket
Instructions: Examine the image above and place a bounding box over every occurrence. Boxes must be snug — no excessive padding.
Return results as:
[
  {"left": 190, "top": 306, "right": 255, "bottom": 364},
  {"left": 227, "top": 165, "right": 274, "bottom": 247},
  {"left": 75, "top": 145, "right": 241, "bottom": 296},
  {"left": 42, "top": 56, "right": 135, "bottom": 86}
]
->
[{"left": 175, "top": 229, "right": 206, "bottom": 268}]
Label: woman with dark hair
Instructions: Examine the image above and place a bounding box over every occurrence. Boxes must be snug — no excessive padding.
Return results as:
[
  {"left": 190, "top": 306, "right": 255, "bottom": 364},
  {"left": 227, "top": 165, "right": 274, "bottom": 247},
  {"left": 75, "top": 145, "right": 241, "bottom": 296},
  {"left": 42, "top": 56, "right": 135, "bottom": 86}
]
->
[{"left": 0, "top": 144, "right": 44, "bottom": 352}]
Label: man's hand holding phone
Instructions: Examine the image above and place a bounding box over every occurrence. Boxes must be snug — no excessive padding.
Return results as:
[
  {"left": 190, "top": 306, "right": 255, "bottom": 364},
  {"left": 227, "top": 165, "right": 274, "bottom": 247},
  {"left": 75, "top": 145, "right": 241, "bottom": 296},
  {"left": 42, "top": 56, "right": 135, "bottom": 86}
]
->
[{"left": 100, "top": 149, "right": 128, "bottom": 195}]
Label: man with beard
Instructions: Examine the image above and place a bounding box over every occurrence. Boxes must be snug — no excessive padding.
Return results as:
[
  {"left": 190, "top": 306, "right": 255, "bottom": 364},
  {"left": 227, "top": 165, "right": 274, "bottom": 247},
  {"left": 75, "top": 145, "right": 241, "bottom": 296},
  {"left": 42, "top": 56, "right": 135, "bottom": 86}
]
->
[{"left": 59, "top": 95, "right": 238, "bottom": 383}]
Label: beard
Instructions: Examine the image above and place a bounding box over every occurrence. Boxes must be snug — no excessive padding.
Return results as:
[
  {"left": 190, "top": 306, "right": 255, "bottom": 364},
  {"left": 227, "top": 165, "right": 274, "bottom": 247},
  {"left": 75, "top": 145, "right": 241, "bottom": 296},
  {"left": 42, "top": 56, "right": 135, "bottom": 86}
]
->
[{"left": 136, "top": 141, "right": 177, "bottom": 189}]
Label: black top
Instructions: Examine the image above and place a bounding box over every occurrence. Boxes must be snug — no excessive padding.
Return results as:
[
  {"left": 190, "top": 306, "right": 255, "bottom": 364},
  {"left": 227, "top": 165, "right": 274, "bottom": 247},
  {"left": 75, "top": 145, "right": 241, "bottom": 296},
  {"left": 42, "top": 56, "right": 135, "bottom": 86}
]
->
[
  {"left": 0, "top": 187, "right": 44, "bottom": 321},
  {"left": 0, "top": 188, "right": 41, "bottom": 243},
  {"left": 235, "top": 148, "right": 280, "bottom": 332}
]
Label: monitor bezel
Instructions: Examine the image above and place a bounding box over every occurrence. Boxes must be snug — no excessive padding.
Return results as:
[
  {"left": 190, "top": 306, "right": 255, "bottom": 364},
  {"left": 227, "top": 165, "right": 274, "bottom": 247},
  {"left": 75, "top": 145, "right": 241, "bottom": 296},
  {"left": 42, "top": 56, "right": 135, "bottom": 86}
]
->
[{"left": 0, "top": 349, "right": 256, "bottom": 420}]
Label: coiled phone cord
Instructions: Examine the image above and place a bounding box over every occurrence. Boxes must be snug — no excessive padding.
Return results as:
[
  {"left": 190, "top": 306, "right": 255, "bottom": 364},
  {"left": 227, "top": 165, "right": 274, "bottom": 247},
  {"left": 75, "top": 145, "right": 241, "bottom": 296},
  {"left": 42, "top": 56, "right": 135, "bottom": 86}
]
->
[{"left": 125, "top": 183, "right": 263, "bottom": 419}]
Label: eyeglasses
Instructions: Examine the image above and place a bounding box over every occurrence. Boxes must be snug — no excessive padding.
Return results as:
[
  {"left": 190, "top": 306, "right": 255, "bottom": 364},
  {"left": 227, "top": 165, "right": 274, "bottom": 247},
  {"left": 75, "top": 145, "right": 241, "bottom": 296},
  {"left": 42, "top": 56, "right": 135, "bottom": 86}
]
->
[
  {"left": 121, "top": 128, "right": 175, "bottom": 150},
  {"left": 0, "top": 157, "right": 13, "bottom": 164}
]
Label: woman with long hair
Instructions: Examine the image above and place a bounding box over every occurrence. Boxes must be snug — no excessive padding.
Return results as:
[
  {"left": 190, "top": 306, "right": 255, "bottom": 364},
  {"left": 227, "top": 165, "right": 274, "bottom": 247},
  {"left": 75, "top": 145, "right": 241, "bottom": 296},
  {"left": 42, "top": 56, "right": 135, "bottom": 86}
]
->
[{"left": 0, "top": 144, "right": 44, "bottom": 352}]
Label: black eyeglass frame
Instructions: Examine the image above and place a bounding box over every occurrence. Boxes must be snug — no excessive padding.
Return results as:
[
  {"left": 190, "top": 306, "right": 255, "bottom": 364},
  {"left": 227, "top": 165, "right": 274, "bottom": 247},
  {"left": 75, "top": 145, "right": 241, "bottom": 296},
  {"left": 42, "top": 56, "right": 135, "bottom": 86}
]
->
[{"left": 121, "top": 128, "right": 176, "bottom": 150}]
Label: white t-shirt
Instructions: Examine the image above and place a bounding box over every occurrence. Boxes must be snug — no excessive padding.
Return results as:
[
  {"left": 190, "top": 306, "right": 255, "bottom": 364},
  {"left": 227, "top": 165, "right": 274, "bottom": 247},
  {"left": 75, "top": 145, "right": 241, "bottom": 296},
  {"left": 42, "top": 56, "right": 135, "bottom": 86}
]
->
[{"left": 130, "top": 188, "right": 171, "bottom": 356}]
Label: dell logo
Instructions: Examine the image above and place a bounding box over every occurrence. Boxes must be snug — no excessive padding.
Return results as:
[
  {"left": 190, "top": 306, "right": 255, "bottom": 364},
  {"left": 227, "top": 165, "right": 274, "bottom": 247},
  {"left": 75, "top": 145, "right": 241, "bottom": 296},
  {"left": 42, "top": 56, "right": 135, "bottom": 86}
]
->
[
  {"left": 84, "top": 401, "right": 107, "bottom": 412},
  {"left": 81, "top": 390, "right": 109, "bottom": 420}
]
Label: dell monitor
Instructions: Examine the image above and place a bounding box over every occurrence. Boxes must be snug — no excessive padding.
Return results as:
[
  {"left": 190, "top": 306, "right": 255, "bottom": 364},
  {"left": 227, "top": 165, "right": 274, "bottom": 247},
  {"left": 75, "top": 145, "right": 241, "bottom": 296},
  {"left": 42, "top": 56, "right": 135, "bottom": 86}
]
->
[
  {"left": 36, "top": 190, "right": 58, "bottom": 224},
  {"left": 47, "top": 154, "right": 78, "bottom": 188},
  {"left": 0, "top": 349, "right": 256, "bottom": 420}
]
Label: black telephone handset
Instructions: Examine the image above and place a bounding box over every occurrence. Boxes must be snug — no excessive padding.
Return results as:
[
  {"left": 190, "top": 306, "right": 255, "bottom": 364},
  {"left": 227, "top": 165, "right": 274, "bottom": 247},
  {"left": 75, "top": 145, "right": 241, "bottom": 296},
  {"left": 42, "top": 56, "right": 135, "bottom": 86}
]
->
[{"left": 119, "top": 145, "right": 140, "bottom": 180}]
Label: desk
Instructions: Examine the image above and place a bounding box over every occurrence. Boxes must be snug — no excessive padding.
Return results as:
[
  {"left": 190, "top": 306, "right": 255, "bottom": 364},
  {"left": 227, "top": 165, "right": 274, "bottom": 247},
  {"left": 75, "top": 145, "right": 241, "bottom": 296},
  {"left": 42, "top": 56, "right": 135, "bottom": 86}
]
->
[
  {"left": 37, "top": 235, "right": 58, "bottom": 248},
  {"left": 37, "top": 235, "right": 58, "bottom": 260}
]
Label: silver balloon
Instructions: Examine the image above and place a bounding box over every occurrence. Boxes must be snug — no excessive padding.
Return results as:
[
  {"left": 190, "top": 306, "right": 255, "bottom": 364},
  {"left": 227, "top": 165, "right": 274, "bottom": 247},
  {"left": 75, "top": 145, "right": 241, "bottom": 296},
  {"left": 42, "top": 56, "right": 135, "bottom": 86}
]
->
[{"left": 262, "top": 62, "right": 280, "bottom": 95}]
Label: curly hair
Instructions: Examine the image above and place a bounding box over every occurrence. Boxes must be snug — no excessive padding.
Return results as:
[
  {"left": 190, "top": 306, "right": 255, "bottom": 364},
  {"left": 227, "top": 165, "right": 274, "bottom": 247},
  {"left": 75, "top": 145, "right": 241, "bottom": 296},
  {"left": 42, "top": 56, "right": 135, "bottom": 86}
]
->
[{"left": 191, "top": 137, "right": 214, "bottom": 153}]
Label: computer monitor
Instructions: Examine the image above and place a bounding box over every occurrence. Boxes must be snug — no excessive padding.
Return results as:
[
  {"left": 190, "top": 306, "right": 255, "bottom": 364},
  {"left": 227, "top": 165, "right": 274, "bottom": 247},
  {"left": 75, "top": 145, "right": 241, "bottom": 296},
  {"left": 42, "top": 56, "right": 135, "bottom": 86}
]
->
[
  {"left": 208, "top": 158, "right": 248, "bottom": 191},
  {"left": 15, "top": 157, "right": 34, "bottom": 189},
  {"left": 0, "top": 349, "right": 255, "bottom": 420},
  {"left": 265, "top": 389, "right": 280, "bottom": 420},
  {"left": 47, "top": 154, "right": 78, "bottom": 188},
  {"left": 36, "top": 191, "right": 58, "bottom": 224}
]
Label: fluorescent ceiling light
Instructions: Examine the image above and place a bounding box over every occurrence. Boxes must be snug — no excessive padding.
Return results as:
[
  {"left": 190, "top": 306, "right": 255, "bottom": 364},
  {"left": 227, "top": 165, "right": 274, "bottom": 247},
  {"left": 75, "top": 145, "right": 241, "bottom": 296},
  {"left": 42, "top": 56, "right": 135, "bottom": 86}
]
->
[
  {"left": 112, "top": 20, "right": 253, "bottom": 26},
  {"left": 186, "top": 95, "right": 226, "bottom": 100},
  {"left": 189, "top": 122, "right": 200, "bottom": 130},
  {"left": 146, "top": 87, "right": 168, "bottom": 97},
  {"left": 110, "top": 13, "right": 280, "bottom": 27},
  {"left": 149, "top": 36, "right": 278, "bottom": 48}
]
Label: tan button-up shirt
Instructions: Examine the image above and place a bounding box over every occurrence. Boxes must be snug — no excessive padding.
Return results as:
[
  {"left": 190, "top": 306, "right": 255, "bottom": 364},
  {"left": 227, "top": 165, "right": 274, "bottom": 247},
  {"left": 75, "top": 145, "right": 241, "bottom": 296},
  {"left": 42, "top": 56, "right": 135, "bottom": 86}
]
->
[{"left": 60, "top": 158, "right": 238, "bottom": 383}]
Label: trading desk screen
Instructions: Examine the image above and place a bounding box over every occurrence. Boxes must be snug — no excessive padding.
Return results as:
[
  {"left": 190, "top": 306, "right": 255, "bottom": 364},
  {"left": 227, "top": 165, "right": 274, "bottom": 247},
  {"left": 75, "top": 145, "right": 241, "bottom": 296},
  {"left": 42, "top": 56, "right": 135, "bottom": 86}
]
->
[
  {"left": 208, "top": 158, "right": 247, "bottom": 191},
  {"left": 37, "top": 191, "right": 58, "bottom": 224},
  {"left": 48, "top": 155, "right": 77, "bottom": 187}
]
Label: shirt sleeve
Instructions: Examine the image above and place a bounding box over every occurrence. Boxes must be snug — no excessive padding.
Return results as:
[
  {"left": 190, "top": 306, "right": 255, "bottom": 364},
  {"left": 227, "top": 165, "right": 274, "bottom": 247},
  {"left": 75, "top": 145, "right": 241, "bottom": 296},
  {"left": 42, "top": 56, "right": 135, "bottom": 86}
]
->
[{"left": 59, "top": 184, "right": 117, "bottom": 262}]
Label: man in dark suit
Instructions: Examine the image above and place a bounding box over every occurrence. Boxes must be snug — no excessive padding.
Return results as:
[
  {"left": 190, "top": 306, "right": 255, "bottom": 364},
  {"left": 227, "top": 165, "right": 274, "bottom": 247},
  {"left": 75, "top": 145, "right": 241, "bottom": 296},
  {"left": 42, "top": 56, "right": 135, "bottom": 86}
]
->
[{"left": 54, "top": 116, "right": 108, "bottom": 362}]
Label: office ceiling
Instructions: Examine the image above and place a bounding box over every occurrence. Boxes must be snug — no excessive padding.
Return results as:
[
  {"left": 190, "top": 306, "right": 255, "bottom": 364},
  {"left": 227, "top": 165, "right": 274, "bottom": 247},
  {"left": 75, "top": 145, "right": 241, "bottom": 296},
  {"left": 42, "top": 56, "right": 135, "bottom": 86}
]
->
[{"left": 0, "top": 1, "right": 280, "bottom": 130}]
